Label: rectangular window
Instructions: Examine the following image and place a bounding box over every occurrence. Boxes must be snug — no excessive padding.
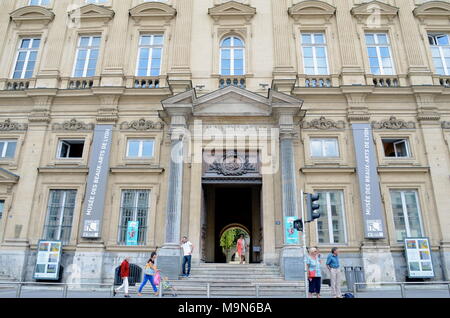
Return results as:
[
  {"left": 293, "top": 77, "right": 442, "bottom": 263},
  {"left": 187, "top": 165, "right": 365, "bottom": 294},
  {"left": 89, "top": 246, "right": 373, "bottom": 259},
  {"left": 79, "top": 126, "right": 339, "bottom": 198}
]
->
[
  {"left": 301, "top": 33, "right": 329, "bottom": 75},
  {"left": 0, "top": 200, "right": 4, "bottom": 220},
  {"left": 136, "top": 35, "right": 164, "bottom": 77},
  {"left": 73, "top": 36, "right": 101, "bottom": 77},
  {"left": 57, "top": 139, "right": 85, "bottom": 159},
  {"left": 382, "top": 138, "right": 410, "bottom": 158},
  {"left": 0, "top": 140, "right": 17, "bottom": 159},
  {"left": 29, "top": 0, "right": 50, "bottom": 5},
  {"left": 310, "top": 138, "right": 339, "bottom": 158},
  {"left": 316, "top": 191, "right": 347, "bottom": 244},
  {"left": 118, "top": 190, "right": 150, "bottom": 245},
  {"left": 12, "top": 38, "right": 41, "bottom": 79},
  {"left": 390, "top": 190, "right": 424, "bottom": 242},
  {"left": 43, "top": 190, "right": 77, "bottom": 245},
  {"left": 365, "top": 33, "right": 395, "bottom": 75},
  {"left": 86, "top": 0, "right": 107, "bottom": 4},
  {"left": 126, "top": 139, "right": 155, "bottom": 158},
  {"left": 428, "top": 34, "right": 450, "bottom": 76}
]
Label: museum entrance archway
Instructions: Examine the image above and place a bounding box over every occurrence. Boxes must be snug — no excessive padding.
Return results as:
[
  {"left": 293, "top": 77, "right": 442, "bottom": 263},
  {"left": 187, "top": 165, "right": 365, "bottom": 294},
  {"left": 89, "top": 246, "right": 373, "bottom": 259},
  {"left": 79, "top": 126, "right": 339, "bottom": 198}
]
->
[{"left": 202, "top": 184, "right": 262, "bottom": 263}]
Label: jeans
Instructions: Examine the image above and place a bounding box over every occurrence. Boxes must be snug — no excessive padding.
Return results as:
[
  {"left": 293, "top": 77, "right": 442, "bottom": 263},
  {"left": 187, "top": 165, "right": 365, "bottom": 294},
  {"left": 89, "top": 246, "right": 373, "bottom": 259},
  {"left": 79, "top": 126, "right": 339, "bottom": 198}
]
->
[
  {"left": 138, "top": 274, "right": 157, "bottom": 293},
  {"left": 182, "top": 255, "right": 192, "bottom": 275}
]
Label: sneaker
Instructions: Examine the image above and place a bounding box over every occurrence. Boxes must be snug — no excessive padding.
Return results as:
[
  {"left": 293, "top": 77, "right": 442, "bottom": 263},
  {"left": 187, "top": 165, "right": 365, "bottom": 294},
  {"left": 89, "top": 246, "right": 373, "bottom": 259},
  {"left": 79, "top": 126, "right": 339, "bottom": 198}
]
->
[{"left": 124, "top": 295, "right": 131, "bottom": 298}]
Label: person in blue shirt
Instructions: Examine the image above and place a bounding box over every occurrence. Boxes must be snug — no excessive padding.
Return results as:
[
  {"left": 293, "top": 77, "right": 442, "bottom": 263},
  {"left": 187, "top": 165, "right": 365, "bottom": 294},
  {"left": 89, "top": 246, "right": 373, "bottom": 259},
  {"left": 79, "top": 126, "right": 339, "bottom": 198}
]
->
[{"left": 326, "top": 247, "right": 342, "bottom": 298}]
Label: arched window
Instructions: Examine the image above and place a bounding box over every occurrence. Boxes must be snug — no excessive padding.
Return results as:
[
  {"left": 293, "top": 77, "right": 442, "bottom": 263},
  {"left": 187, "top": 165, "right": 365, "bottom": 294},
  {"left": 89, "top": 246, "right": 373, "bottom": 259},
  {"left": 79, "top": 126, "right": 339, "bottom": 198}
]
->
[{"left": 220, "top": 36, "right": 245, "bottom": 76}]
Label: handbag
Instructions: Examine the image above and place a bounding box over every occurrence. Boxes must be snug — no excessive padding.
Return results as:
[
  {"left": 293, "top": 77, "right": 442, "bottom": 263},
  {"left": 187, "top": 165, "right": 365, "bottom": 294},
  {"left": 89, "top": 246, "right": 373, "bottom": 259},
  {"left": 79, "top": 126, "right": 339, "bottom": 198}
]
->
[
  {"left": 144, "top": 264, "right": 155, "bottom": 276},
  {"left": 308, "top": 270, "right": 317, "bottom": 278},
  {"left": 153, "top": 272, "right": 161, "bottom": 286}
]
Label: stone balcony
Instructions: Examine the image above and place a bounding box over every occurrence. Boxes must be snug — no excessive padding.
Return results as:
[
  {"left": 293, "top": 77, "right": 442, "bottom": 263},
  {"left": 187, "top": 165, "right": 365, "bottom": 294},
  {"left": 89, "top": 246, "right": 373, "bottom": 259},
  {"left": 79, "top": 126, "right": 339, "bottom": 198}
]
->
[
  {"left": 125, "top": 76, "right": 166, "bottom": 89},
  {"left": 63, "top": 77, "right": 101, "bottom": 90},
  {"left": 1, "top": 78, "right": 36, "bottom": 91},
  {"left": 219, "top": 76, "right": 246, "bottom": 89},
  {"left": 366, "top": 74, "right": 407, "bottom": 87}
]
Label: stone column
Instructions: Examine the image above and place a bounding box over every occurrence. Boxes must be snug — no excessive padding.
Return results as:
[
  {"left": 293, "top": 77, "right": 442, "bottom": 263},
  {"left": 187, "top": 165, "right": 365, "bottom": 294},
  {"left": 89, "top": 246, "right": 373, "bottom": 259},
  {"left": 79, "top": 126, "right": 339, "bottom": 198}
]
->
[
  {"left": 158, "top": 111, "right": 190, "bottom": 279},
  {"left": 276, "top": 111, "right": 303, "bottom": 280}
]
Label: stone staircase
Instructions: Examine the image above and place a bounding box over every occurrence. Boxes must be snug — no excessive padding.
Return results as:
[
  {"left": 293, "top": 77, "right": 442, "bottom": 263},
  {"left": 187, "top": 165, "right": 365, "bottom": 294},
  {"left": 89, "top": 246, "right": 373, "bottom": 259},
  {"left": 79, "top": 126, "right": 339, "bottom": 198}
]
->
[{"left": 160, "top": 263, "right": 332, "bottom": 298}]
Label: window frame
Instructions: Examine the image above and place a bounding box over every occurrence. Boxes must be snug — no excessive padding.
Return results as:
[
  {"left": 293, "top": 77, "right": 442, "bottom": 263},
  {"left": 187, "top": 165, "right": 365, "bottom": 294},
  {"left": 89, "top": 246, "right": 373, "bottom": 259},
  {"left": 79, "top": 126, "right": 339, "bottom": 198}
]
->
[
  {"left": 301, "top": 32, "right": 330, "bottom": 75},
  {"left": 389, "top": 189, "right": 425, "bottom": 243},
  {"left": 219, "top": 36, "right": 246, "bottom": 76},
  {"left": 315, "top": 190, "right": 348, "bottom": 245},
  {"left": 427, "top": 33, "right": 450, "bottom": 76},
  {"left": 365, "top": 32, "right": 396, "bottom": 75},
  {"left": 135, "top": 34, "right": 164, "bottom": 77},
  {"left": 72, "top": 35, "right": 101, "bottom": 78},
  {"left": 382, "top": 138, "right": 411, "bottom": 158},
  {"left": 126, "top": 138, "right": 155, "bottom": 159},
  {"left": 0, "top": 140, "right": 17, "bottom": 159},
  {"left": 56, "top": 139, "right": 85, "bottom": 160},
  {"left": 29, "top": 0, "right": 50, "bottom": 6},
  {"left": 42, "top": 189, "right": 77, "bottom": 245},
  {"left": 309, "top": 137, "right": 340, "bottom": 158},
  {"left": 11, "top": 37, "right": 41, "bottom": 79},
  {"left": 117, "top": 189, "right": 151, "bottom": 246}
]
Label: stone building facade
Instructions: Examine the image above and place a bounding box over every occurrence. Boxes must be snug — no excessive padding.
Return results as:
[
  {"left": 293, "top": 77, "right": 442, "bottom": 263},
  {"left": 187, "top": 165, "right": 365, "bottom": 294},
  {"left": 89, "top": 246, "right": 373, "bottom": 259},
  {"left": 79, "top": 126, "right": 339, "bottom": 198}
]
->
[{"left": 0, "top": 0, "right": 449, "bottom": 284}]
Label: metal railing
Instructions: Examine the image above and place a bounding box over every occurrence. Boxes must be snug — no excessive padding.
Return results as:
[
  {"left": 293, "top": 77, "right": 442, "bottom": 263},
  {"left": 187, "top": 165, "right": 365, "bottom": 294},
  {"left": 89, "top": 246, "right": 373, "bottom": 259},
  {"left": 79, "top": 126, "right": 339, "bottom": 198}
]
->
[
  {"left": 0, "top": 282, "right": 114, "bottom": 298},
  {"left": 353, "top": 281, "right": 450, "bottom": 298}
]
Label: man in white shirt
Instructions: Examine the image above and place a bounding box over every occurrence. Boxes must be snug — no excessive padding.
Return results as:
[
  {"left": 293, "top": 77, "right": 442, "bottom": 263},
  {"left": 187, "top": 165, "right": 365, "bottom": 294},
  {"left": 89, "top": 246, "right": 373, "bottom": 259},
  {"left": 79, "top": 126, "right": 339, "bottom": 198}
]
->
[{"left": 181, "top": 236, "right": 194, "bottom": 278}]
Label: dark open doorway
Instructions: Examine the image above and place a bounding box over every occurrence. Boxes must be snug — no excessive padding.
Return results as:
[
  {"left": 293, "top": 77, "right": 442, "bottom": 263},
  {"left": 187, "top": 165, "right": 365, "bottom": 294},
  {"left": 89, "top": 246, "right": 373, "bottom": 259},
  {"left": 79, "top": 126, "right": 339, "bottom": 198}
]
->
[{"left": 202, "top": 184, "right": 262, "bottom": 263}]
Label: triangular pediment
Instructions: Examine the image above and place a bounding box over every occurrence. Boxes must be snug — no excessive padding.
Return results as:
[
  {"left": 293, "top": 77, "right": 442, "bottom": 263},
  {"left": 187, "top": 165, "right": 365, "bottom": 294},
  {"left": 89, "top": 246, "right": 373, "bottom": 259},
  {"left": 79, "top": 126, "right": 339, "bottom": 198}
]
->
[
  {"left": 70, "top": 4, "right": 115, "bottom": 21},
  {"left": 351, "top": 1, "right": 398, "bottom": 18},
  {"left": 10, "top": 6, "right": 55, "bottom": 24},
  {"left": 288, "top": 0, "right": 336, "bottom": 19},
  {"left": 208, "top": 1, "right": 256, "bottom": 20},
  {"left": 0, "top": 168, "right": 19, "bottom": 184},
  {"left": 130, "top": 2, "right": 176, "bottom": 20},
  {"left": 414, "top": 1, "right": 450, "bottom": 18},
  {"left": 161, "top": 86, "right": 303, "bottom": 118}
]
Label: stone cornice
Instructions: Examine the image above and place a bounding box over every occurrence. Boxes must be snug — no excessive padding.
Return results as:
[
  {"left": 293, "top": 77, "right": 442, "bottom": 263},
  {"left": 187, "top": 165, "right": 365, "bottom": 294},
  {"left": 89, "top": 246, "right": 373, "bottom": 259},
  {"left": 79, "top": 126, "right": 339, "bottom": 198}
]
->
[
  {"left": 52, "top": 118, "right": 95, "bottom": 131},
  {"left": 301, "top": 116, "right": 345, "bottom": 130},
  {"left": 414, "top": 1, "right": 450, "bottom": 20},
  {"left": 377, "top": 166, "right": 430, "bottom": 173},
  {"left": 129, "top": 2, "right": 176, "bottom": 22},
  {"left": 120, "top": 118, "right": 164, "bottom": 131},
  {"left": 300, "top": 167, "right": 356, "bottom": 174},
  {"left": 208, "top": 1, "right": 256, "bottom": 22},
  {"left": 69, "top": 4, "right": 115, "bottom": 22},
  {"left": 351, "top": 1, "right": 398, "bottom": 24},
  {"left": 288, "top": 0, "right": 336, "bottom": 22},
  {"left": 372, "top": 116, "right": 415, "bottom": 129},
  {"left": 10, "top": 6, "right": 55, "bottom": 26},
  {"left": 110, "top": 167, "right": 164, "bottom": 174},
  {"left": 0, "top": 119, "right": 28, "bottom": 131}
]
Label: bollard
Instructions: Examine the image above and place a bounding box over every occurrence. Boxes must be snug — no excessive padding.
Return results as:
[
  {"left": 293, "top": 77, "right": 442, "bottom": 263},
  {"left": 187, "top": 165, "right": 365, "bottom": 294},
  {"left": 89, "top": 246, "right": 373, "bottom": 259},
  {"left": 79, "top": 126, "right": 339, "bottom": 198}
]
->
[
  {"left": 353, "top": 283, "right": 357, "bottom": 298},
  {"left": 448, "top": 283, "right": 450, "bottom": 297},
  {"left": 16, "top": 283, "right": 22, "bottom": 298},
  {"left": 159, "top": 281, "right": 163, "bottom": 298},
  {"left": 207, "top": 283, "right": 210, "bottom": 298},
  {"left": 110, "top": 285, "right": 114, "bottom": 298},
  {"left": 400, "top": 283, "right": 405, "bottom": 298},
  {"left": 255, "top": 285, "right": 259, "bottom": 298},
  {"left": 62, "top": 285, "right": 68, "bottom": 298}
]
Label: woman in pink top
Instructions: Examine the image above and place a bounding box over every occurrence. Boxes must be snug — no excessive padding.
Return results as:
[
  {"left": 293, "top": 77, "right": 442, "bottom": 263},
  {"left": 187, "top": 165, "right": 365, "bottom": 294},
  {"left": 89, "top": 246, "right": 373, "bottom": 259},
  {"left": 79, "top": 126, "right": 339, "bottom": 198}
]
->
[{"left": 236, "top": 234, "right": 248, "bottom": 264}]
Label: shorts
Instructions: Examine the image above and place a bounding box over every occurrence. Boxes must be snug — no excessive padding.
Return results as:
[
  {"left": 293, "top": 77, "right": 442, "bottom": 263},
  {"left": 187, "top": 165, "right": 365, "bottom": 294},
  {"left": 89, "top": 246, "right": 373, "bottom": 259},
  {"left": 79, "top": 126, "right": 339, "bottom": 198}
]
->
[{"left": 308, "top": 277, "right": 322, "bottom": 294}]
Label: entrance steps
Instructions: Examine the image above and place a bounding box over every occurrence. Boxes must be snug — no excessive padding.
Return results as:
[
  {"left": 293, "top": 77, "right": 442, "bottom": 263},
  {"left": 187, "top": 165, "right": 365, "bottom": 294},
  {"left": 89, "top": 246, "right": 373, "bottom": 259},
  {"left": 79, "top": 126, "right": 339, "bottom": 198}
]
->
[{"left": 163, "top": 263, "right": 332, "bottom": 297}]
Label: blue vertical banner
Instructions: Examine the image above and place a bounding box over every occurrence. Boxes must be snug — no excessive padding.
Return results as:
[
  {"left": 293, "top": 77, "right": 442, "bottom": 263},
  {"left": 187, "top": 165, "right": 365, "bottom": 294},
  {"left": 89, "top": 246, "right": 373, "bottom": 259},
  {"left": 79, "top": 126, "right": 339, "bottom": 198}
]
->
[
  {"left": 81, "top": 125, "right": 113, "bottom": 238},
  {"left": 126, "top": 221, "right": 139, "bottom": 246},
  {"left": 352, "top": 123, "right": 386, "bottom": 239},
  {"left": 285, "top": 216, "right": 299, "bottom": 244}
]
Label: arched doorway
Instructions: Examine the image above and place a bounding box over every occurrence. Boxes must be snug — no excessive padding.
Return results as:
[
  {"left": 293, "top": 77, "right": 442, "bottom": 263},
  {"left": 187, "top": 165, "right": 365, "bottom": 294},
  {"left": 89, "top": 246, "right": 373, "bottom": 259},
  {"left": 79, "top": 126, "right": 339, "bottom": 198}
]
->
[{"left": 219, "top": 224, "right": 251, "bottom": 264}]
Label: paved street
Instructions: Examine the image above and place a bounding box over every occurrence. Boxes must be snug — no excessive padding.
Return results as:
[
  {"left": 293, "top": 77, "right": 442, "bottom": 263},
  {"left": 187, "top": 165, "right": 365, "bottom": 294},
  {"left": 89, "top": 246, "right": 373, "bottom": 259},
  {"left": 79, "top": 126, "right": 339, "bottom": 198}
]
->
[{"left": 0, "top": 286, "right": 448, "bottom": 298}]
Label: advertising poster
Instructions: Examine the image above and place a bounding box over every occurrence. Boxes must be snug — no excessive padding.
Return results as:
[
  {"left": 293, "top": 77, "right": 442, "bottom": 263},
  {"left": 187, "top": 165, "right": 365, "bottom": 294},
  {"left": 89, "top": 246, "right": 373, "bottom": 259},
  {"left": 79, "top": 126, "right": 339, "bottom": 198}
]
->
[
  {"left": 404, "top": 237, "right": 434, "bottom": 278},
  {"left": 33, "top": 240, "right": 62, "bottom": 280},
  {"left": 284, "top": 216, "right": 299, "bottom": 244},
  {"left": 126, "top": 221, "right": 139, "bottom": 246}
]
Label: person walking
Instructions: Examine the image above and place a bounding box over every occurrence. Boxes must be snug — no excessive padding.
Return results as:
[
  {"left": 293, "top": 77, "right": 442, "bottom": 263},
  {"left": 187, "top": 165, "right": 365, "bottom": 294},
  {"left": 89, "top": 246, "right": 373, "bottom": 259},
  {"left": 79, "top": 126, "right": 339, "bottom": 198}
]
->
[
  {"left": 326, "top": 247, "right": 342, "bottom": 298},
  {"left": 181, "top": 236, "right": 193, "bottom": 277},
  {"left": 113, "top": 257, "right": 131, "bottom": 297},
  {"left": 138, "top": 252, "right": 159, "bottom": 296},
  {"left": 306, "top": 247, "right": 322, "bottom": 298},
  {"left": 236, "top": 234, "right": 248, "bottom": 264}
]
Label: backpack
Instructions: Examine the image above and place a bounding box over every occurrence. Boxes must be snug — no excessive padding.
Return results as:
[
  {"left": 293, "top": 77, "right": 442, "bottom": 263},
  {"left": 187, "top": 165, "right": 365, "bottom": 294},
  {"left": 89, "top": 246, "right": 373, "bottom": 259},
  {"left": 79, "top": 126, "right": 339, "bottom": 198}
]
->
[{"left": 343, "top": 293, "right": 355, "bottom": 298}]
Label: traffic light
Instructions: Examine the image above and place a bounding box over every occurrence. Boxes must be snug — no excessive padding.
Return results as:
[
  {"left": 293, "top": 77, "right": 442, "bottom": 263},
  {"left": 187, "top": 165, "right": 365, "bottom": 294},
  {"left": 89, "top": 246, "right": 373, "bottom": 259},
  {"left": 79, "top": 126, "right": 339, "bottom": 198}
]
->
[
  {"left": 306, "top": 193, "right": 320, "bottom": 222},
  {"left": 293, "top": 219, "right": 303, "bottom": 232}
]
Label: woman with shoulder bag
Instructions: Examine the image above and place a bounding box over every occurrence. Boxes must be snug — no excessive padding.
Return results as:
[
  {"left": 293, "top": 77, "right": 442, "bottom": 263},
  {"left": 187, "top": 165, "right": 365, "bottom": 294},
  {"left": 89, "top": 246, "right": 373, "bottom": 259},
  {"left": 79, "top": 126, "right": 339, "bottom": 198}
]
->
[
  {"left": 306, "top": 247, "right": 322, "bottom": 298},
  {"left": 138, "top": 252, "right": 159, "bottom": 296}
]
